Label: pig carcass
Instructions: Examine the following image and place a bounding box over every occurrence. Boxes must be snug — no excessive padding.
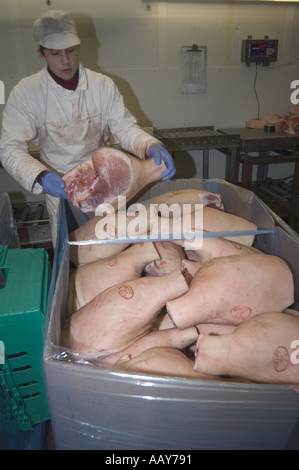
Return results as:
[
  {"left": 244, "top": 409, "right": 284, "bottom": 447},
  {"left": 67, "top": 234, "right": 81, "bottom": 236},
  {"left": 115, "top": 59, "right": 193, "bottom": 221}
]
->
[
  {"left": 69, "top": 213, "right": 130, "bottom": 267},
  {"left": 166, "top": 253, "right": 294, "bottom": 329},
  {"left": 246, "top": 114, "right": 282, "bottom": 129},
  {"left": 69, "top": 207, "right": 154, "bottom": 266},
  {"left": 114, "top": 347, "right": 253, "bottom": 382},
  {"left": 68, "top": 242, "right": 160, "bottom": 316},
  {"left": 101, "top": 326, "right": 199, "bottom": 366},
  {"left": 69, "top": 197, "right": 256, "bottom": 267},
  {"left": 153, "top": 207, "right": 257, "bottom": 247},
  {"left": 200, "top": 208, "right": 257, "bottom": 246},
  {"left": 61, "top": 270, "right": 189, "bottom": 358},
  {"left": 63, "top": 147, "right": 167, "bottom": 214},
  {"left": 194, "top": 312, "right": 299, "bottom": 385},
  {"left": 114, "top": 347, "right": 213, "bottom": 379},
  {"left": 177, "top": 234, "right": 261, "bottom": 265},
  {"left": 143, "top": 241, "right": 187, "bottom": 276},
  {"left": 196, "top": 323, "right": 237, "bottom": 336},
  {"left": 131, "top": 189, "right": 225, "bottom": 212},
  {"left": 156, "top": 307, "right": 237, "bottom": 336}
]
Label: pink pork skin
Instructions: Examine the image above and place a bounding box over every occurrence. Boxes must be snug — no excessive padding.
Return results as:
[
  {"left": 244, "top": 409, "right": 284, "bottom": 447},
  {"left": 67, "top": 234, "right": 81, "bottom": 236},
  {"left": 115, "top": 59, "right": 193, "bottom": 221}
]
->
[
  {"left": 143, "top": 241, "right": 187, "bottom": 277},
  {"left": 68, "top": 242, "right": 160, "bottom": 316},
  {"left": 101, "top": 327, "right": 199, "bottom": 366},
  {"left": 149, "top": 207, "right": 257, "bottom": 247},
  {"left": 194, "top": 312, "right": 299, "bottom": 385},
  {"left": 114, "top": 347, "right": 214, "bottom": 379},
  {"left": 166, "top": 253, "right": 294, "bottom": 329},
  {"left": 114, "top": 347, "right": 253, "bottom": 383},
  {"left": 63, "top": 147, "right": 166, "bottom": 213},
  {"left": 178, "top": 236, "right": 261, "bottom": 265},
  {"left": 69, "top": 208, "right": 153, "bottom": 267},
  {"left": 61, "top": 270, "right": 189, "bottom": 357},
  {"left": 137, "top": 189, "right": 225, "bottom": 212}
]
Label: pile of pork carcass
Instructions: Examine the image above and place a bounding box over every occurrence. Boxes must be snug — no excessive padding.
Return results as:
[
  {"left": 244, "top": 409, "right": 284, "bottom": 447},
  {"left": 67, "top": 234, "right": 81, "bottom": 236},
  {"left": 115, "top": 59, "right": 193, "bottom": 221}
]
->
[
  {"left": 246, "top": 105, "right": 299, "bottom": 135},
  {"left": 61, "top": 147, "right": 299, "bottom": 386}
]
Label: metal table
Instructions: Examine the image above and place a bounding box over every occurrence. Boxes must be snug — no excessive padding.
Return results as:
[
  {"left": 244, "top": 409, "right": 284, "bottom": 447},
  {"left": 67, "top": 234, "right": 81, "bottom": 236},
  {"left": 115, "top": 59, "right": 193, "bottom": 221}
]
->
[
  {"left": 218, "top": 128, "right": 299, "bottom": 229},
  {"left": 153, "top": 126, "right": 241, "bottom": 180}
]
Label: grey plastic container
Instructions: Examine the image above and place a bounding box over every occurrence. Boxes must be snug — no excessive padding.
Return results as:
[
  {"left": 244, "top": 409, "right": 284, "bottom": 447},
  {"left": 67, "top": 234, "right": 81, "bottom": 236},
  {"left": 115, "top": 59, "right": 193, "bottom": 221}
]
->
[
  {"left": 0, "top": 192, "right": 20, "bottom": 249},
  {"left": 43, "top": 179, "right": 299, "bottom": 450}
]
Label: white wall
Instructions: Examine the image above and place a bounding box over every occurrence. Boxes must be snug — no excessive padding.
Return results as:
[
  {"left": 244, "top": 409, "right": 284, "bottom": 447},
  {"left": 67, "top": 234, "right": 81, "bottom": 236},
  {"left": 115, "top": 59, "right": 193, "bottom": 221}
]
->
[{"left": 1, "top": 0, "right": 299, "bottom": 202}]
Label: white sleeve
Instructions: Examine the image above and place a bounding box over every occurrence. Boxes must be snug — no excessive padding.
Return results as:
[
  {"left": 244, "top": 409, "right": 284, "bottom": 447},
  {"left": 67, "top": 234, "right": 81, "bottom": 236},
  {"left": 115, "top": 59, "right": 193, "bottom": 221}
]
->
[
  {"left": 0, "top": 86, "right": 50, "bottom": 194},
  {"left": 103, "top": 78, "right": 161, "bottom": 159}
]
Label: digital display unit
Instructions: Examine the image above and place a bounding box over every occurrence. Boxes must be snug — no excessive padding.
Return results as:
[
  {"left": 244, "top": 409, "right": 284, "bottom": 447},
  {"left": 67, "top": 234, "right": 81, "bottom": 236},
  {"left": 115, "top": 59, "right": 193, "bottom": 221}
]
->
[{"left": 241, "top": 39, "right": 279, "bottom": 66}]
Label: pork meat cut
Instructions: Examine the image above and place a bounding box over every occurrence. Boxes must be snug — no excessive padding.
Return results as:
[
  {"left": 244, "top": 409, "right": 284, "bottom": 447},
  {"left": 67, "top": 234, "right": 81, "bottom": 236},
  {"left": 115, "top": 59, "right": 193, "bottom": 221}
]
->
[{"left": 63, "top": 147, "right": 166, "bottom": 213}]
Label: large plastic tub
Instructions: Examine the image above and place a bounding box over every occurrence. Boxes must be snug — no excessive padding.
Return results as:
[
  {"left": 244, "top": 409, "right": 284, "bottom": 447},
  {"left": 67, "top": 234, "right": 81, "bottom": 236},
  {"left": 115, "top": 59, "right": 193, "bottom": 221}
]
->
[{"left": 43, "top": 179, "right": 299, "bottom": 450}]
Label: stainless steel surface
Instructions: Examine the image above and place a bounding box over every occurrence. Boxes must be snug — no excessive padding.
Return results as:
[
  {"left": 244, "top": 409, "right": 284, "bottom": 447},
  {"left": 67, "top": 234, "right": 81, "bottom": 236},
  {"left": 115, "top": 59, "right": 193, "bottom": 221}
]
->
[
  {"left": 218, "top": 127, "right": 299, "bottom": 152},
  {"left": 218, "top": 127, "right": 299, "bottom": 229},
  {"left": 258, "top": 184, "right": 288, "bottom": 201},
  {"left": 12, "top": 202, "right": 52, "bottom": 246},
  {"left": 154, "top": 126, "right": 241, "bottom": 180},
  {"left": 154, "top": 126, "right": 241, "bottom": 151}
]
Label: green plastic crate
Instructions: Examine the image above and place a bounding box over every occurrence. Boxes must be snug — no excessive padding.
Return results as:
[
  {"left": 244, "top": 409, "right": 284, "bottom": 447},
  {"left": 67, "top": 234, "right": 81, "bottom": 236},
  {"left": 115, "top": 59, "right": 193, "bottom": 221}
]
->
[{"left": 0, "top": 246, "right": 51, "bottom": 431}]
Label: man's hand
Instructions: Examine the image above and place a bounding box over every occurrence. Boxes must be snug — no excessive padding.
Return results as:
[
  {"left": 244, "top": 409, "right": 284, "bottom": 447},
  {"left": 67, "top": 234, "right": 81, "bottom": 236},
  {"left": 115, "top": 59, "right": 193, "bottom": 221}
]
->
[
  {"left": 148, "top": 144, "right": 176, "bottom": 181},
  {"left": 43, "top": 172, "right": 68, "bottom": 199}
]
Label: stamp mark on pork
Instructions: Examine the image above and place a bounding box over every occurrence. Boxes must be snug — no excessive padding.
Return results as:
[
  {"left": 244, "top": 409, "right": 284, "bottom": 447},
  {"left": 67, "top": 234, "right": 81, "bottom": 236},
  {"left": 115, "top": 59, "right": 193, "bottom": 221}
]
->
[
  {"left": 104, "top": 223, "right": 117, "bottom": 237},
  {"left": 273, "top": 346, "right": 289, "bottom": 372},
  {"left": 230, "top": 306, "right": 252, "bottom": 320},
  {"left": 107, "top": 257, "right": 118, "bottom": 267},
  {"left": 230, "top": 242, "right": 243, "bottom": 250},
  {"left": 119, "top": 284, "right": 134, "bottom": 299}
]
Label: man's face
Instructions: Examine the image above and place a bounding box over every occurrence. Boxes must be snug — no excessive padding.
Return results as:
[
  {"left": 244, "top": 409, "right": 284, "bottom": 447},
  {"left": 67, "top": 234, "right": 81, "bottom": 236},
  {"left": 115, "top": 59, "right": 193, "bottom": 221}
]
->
[{"left": 38, "top": 45, "right": 80, "bottom": 80}]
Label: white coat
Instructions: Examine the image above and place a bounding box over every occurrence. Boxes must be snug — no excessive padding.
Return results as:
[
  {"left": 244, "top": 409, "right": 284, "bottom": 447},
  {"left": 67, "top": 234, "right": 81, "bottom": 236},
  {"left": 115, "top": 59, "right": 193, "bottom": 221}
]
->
[
  {"left": 0, "top": 63, "right": 160, "bottom": 193},
  {"left": 0, "top": 64, "right": 160, "bottom": 245}
]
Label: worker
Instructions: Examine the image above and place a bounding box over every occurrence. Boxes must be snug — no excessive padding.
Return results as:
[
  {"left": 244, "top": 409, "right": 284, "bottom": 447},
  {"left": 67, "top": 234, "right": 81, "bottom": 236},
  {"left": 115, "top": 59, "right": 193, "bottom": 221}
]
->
[{"left": 0, "top": 10, "right": 176, "bottom": 247}]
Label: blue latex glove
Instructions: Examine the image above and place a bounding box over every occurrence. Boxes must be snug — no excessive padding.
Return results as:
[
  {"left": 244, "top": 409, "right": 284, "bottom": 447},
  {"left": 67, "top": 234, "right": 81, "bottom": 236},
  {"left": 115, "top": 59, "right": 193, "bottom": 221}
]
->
[
  {"left": 43, "top": 172, "right": 68, "bottom": 199},
  {"left": 148, "top": 144, "right": 176, "bottom": 181}
]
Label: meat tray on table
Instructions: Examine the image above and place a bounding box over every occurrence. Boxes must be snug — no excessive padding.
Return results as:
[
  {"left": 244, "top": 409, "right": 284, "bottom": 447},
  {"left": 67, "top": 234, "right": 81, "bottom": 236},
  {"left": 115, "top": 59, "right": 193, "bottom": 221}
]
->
[{"left": 43, "top": 179, "right": 299, "bottom": 451}]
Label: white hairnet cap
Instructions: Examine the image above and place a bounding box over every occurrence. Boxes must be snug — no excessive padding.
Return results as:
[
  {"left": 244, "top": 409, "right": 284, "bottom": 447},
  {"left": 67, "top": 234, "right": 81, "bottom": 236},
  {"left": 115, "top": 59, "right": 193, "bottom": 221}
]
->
[{"left": 33, "top": 10, "right": 81, "bottom": 50}]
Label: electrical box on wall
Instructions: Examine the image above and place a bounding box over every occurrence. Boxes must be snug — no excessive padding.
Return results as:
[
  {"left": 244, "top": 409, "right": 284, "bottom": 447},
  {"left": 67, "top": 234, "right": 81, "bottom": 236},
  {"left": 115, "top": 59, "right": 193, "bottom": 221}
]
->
[{"left": 241, "top": 36, "right": 279, "bottom": 67}]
